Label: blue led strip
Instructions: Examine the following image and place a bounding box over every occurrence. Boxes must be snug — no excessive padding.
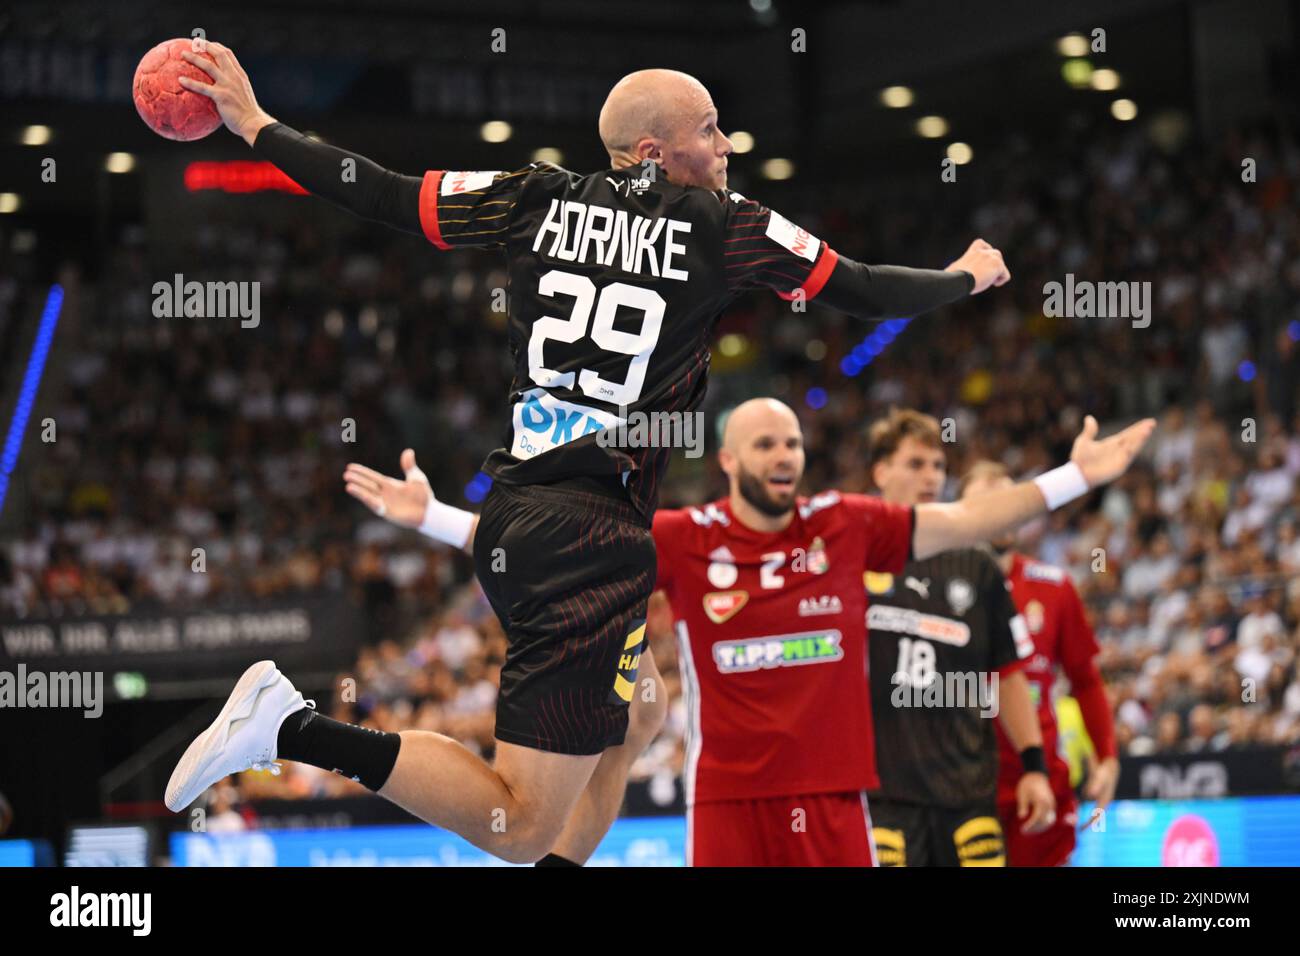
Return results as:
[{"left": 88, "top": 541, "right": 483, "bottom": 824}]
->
[
  {"left": 839, "top": 317, "right": 911, "bottom": 377},
  {"left": 0, "top": 284, "right": 65, "bottom": 513}
]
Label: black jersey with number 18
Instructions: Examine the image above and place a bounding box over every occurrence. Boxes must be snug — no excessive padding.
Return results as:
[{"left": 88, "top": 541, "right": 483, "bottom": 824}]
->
[
  {"left": 416, "top": 163, "right": 839, "bottom": 523},
  {"left": 865, "top": 547, "right": 1035, "bottom": 808}
]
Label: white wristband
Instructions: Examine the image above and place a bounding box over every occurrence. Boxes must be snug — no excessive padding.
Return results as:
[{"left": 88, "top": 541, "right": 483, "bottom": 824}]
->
[
  {"left": 1032, "top": 462, "right": 1091, "bottom": 511},
  {"left": 418, "top": 496, "right": 476, "bottom": 549}
]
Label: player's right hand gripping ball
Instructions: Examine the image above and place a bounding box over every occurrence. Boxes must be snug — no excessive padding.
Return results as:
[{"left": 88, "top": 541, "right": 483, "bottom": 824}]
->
[{"left": 132, "top": 38, "right": 223, "bottom": 141}]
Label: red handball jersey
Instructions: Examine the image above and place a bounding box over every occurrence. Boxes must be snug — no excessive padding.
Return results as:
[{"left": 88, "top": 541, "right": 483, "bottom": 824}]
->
[
  {"left": 995, "top": 554, "right": 1103, "bottom": 794},
  {"left": 653, "top": 492, "right": 913, "bottom": 804}
]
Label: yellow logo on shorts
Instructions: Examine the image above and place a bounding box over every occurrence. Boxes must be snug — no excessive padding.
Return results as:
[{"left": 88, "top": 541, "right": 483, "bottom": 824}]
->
[
  {"left": 871, "top": 827, "right": 907, "bottom": 867},
  {"left": 953, "top": 816, "right": 1005, "bottom": 866},
  {"left": 610, "top": 620, "right": 647, "bottom": 705}
]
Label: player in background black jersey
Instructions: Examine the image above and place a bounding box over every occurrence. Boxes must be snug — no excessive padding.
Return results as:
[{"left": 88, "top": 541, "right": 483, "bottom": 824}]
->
[
  {"left": 864, "top": 409, "right": 1055, "bottom": 866},
  {"left": 161, "top": 46, "right": 1150, "bottom": 865}
]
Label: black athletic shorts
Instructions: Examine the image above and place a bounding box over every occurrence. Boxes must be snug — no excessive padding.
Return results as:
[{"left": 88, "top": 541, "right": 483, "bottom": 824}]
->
[
  {"left": 868, "top": 795, "right": 1006, "bottom": 867},
  {"left": 472, "top": 475, "right": 655, "bottom": 756}
]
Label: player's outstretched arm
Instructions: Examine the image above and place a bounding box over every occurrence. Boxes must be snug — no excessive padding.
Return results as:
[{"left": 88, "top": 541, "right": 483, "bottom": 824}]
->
[
  {"left": 344, "top": 450, "right": 479, "bottom": 552},
  {"left": 912, "top": 415, "right": 1156, "bottom": 560},
  {"left": 179, "top": 43, "right": 423, "bottom": 235},
  {"left": 814, "top": 239, "right": 1010, "bottom": 320}
]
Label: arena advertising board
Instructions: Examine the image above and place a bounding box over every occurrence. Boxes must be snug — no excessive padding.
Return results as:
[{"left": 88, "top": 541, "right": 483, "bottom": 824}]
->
[{"left": 0, "top": 595, "right": 360, "bottom": 682}]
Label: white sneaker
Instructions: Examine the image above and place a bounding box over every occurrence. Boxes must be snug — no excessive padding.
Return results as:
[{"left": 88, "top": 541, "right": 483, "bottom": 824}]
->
[{"left": 164, "top": 660, "right": 314, "bottom": 812}]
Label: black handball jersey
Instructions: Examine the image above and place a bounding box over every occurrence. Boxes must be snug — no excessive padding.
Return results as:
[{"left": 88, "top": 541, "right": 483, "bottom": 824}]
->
[
  {"left": 865, "top": 547, "right": 1034, "bottom": 808},
  {"left": 416, "top": 163, "right": 840, "bottom": 522},
  {"left": 252, "top": 123, "right": 974, "bottom": 524}
]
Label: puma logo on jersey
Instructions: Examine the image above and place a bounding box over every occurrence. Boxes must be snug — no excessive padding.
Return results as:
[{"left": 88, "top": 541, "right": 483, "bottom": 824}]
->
[{"left": 904, "top": 576, "right": 930, "bottom": 599}]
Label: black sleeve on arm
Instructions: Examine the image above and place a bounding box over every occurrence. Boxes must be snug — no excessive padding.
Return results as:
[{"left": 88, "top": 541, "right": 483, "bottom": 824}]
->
[
  {"left": 816, "top": 255, "right": 974, "bottom": 319},
  {"left": 251, "top": 122, "right": 424, "bottom": 236}
]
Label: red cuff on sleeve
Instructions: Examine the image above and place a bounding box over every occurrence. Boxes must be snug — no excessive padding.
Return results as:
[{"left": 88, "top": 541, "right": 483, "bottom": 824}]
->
[
  {"left": 1073, "top": 679, "right": 1117, "bottom": 759},
  {"left": 776, "top": 246, "right": 839, "bottom": 302},
  {"left": 419, "top": 170, "right": 451, "bottom": 250}
]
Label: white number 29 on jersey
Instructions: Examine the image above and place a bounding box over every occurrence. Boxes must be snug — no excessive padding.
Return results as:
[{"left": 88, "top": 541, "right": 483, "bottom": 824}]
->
[{"left": 527, "top": 269, "right": 665, "bottom": 406}]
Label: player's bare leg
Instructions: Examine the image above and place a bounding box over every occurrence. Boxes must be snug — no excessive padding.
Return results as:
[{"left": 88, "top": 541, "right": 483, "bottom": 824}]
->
[
  {"left": 547, "top": 647, "right": 668, "bottom": 863},
  {"left": 165, "top": 659, "right": 602, "bottom": 865},
  {"left": 379, "top": 734, "right": 600, "bottom": 864}
]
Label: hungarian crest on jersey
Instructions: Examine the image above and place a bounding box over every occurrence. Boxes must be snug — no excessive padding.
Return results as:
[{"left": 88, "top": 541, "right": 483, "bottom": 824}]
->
[{"left": 806, "top": 536, "right": 829, "bottom": 574}]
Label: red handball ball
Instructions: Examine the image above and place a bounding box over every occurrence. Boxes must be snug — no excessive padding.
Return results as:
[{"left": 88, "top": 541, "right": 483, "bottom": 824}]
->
[{"left": 132, "top": 38, "right": 223, "bottom": 141}]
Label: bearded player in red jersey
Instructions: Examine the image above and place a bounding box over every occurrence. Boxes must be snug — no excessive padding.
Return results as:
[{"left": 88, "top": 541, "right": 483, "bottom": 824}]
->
[
  {"left": 655, "top": 399, "right": 911, "bottom": 866},
  {"left": 345, "top": 399, "right": 1151, "bottom": 865},
  {"left": 960, "top": 461, "right": 1120, "bottom": 867}
]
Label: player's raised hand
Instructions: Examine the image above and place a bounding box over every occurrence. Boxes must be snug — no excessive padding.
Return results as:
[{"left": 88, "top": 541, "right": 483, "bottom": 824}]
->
[
  {"left": 177, "top": 41, "right": 276, "bottom": 145},
  {"left": 343, "top": 449, "right": 433, "bottom": 529},
  {"left": 1069, "top": 415, "right": 1157, "bottom": 488},
  {"left": 946, "top": 238, "right": 1011, "bottom": 294},
  {"left": 1016, "top": 771, "right": 1057, "bottom": 835}
]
